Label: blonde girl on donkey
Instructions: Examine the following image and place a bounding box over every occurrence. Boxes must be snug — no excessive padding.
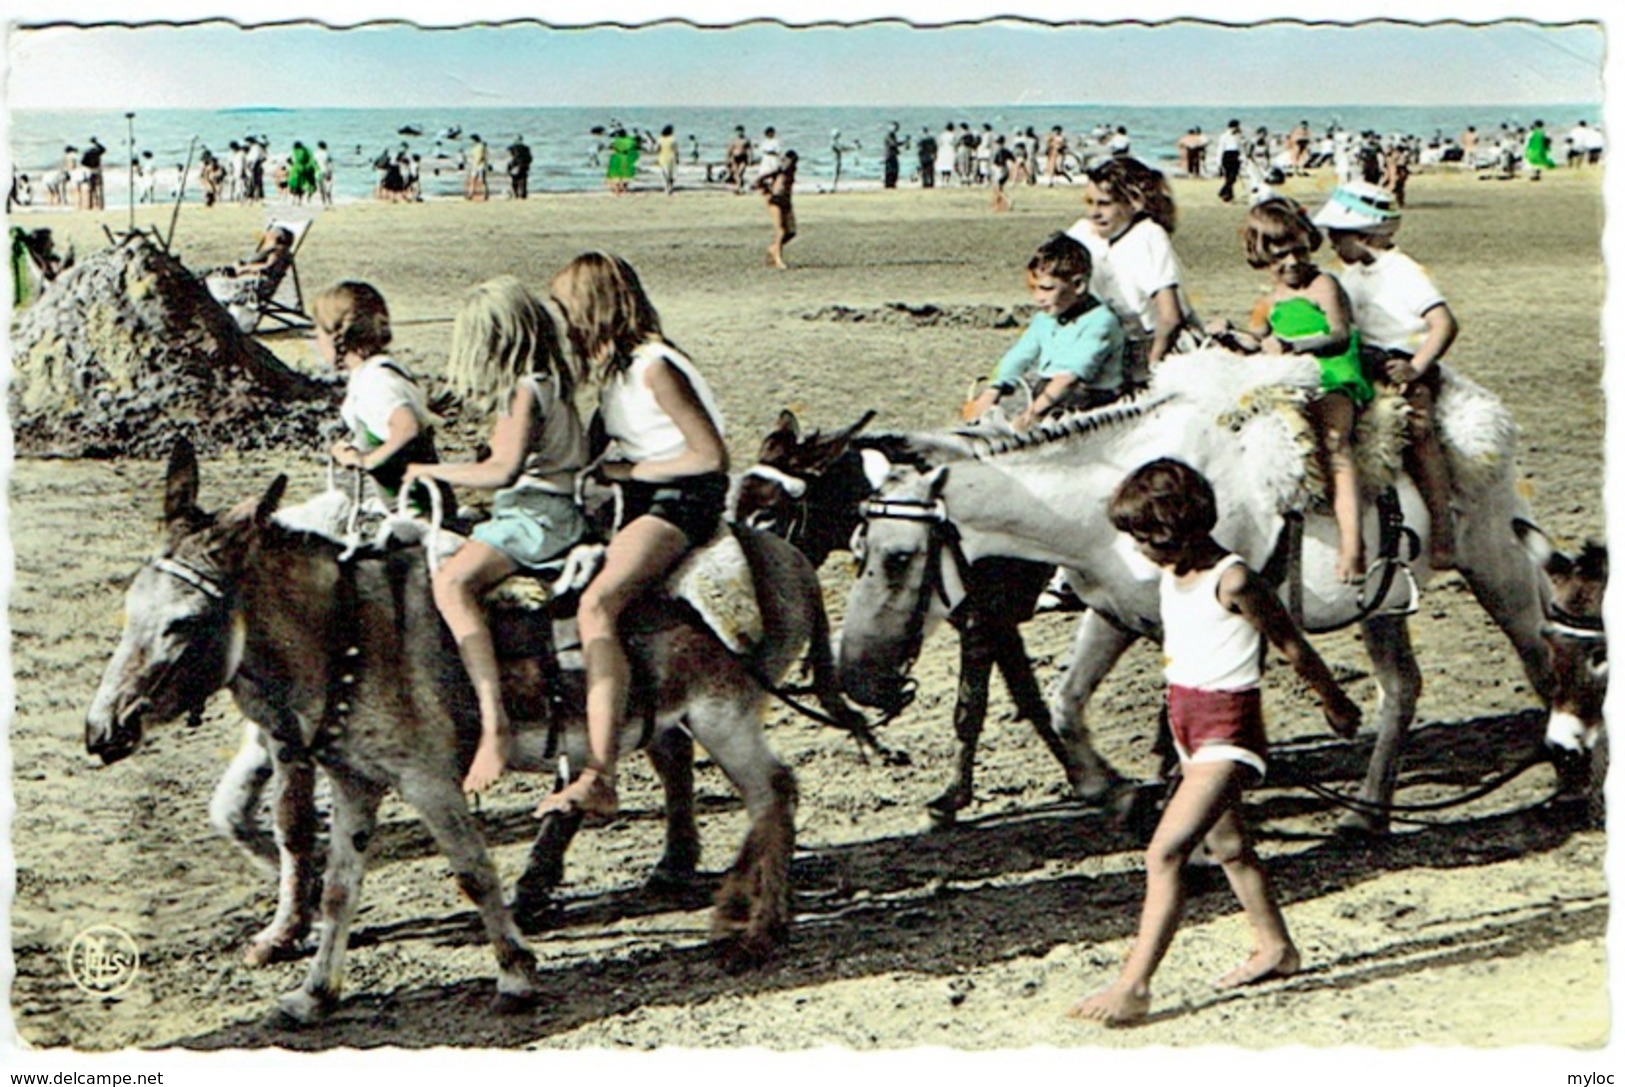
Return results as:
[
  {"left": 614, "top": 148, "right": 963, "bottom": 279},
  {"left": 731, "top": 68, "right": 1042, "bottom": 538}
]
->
[
  {"left": 538, "top": 252, "right": 730, "bottom": 818},
  {"left": 403, "top": 276, "right": 589, "bottom": 794}
]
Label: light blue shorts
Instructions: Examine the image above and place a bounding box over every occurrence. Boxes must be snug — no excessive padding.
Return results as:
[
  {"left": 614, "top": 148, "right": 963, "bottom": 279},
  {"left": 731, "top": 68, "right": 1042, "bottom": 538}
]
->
[{"left": 471, "top": 487, "right": 586, "bottom": 569}]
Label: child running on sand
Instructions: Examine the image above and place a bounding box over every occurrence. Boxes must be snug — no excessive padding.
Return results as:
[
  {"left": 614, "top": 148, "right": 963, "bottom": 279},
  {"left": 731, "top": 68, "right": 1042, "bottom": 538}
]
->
[
  {"left": 964, "top": 232, "right": 1125, "bottom": 430},
  {"left": 402, "top": 277, "right": 589, "bottom": 794},
  {"left": 1212, "top": 197, "right": 1372, "bottom": 583},
  {"left": 756, "top": 149, "right": 798, "bottom": 269},
  {"left": 1312, "top": 181, "right": 1459, "bottom": 570},
  {"left": 536, "top": 252, "right": 730, "bottom": 818},
  {"left": 1069, "top": 457, "right": 1360, "bottom": 1027},
  {"left": 1065, "top": 157, "right": 1198, "bottom": 383},
  {"left": 316, "top": 280, "right": 453, "bottom": 514}
]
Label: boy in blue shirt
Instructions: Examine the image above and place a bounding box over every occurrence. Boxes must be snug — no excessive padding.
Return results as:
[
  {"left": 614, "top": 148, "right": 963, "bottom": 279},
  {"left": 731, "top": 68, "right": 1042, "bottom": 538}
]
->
[{"left": 966, "top": 232, "right": 1127, "bottom": 430}]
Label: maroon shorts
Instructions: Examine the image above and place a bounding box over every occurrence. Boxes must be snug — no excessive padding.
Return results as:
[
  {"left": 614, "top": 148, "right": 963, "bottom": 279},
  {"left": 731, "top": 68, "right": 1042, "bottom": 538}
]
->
[{"left": 1168, "top": 685, "right": 1268, "bottom": 783}]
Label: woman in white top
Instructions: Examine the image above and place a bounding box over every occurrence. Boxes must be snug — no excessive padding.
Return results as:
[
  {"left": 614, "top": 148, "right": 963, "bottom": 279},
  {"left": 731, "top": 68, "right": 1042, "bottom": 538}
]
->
[
  {"left": 538, "top": 252, "right": 729, "bottom": 819},
  {"left": 403, "top": 276, "right": 589, "bottom": 794},
  {"left": 1064, "top": 157, "right": 1197, "bottom": 383}
]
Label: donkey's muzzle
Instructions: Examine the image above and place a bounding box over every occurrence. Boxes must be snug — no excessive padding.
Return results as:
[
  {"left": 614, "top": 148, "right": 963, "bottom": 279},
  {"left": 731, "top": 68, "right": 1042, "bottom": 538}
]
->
[{"left": 86, "top": 697, "right": 148, "bottom": 765}]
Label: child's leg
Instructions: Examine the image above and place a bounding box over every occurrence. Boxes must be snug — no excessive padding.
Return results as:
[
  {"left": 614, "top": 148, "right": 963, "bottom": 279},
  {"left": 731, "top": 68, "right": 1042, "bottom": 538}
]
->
[
  {"left": 1203, "top": 805, "right": 1300, "bottom": 988},
  {"left": 767, "top": 204, "right": 787, "bottom": 268},
  {"left": 537, "top": 515, "right": 692, "bottom": 819},
  {"left": 1403, "top": 381, "right": 1456, "bottom": 569},
  {"left": 1069, "top": 761, "right": 1246, "bottom": 1025},
  {"left": 431, "top": 541, "right": 520, "bottom": 793},
  {"left": 1315, "top": 393, "right": 1364, "bottom": 582}
]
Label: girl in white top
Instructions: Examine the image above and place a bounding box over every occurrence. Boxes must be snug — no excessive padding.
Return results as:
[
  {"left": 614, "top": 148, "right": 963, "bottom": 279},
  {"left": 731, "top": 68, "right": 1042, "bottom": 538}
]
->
[
  {"left": 537, "top": 252, "right": 730, "bottom": 819},
  {"left": 317, "top": 281, "right": 450, "bottom": 513},
  {"left": 1065, "top": 157, "right": 1196, "bottom": 383},
  {"left": 402, "top": 276, "right": 589, "bottom": 794},
  {"left": 1070, "top": 458, "right": 1358, "bottom": 1027}
]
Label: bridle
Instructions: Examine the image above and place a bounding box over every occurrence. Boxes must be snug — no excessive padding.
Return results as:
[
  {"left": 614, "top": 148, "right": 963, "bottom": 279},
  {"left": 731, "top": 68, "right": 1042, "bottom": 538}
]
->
[
  {"left": 854, "top": 493, "right": 977, "bottom": 672},
  {"left": 149, "top": 555, "right": 233, "bottom": 729},
  {"left": 737, "top": 463, "right": 811, "bottom": 548}
]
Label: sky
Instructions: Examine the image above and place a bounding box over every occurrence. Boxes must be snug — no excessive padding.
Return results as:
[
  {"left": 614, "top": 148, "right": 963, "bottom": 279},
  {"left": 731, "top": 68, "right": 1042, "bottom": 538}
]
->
[{"left": 2, "top": 2, "right": 1608, "bottom": 111}]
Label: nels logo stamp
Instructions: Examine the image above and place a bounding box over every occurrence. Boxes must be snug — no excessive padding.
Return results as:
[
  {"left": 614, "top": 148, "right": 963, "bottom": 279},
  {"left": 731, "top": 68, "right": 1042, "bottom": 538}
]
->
[{"left": 67, "top": 924, "right": 140, "bottom": 996}]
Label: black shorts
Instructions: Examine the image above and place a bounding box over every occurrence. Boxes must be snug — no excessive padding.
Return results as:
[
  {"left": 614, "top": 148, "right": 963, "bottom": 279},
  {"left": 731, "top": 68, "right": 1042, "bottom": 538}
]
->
[{"left": 618, "top": 472, "right": 728, "bottom": 544}]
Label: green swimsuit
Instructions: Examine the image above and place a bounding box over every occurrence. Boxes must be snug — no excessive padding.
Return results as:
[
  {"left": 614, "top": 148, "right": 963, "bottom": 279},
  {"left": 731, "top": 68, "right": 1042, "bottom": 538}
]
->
[{"left": 1268, "top": 295, "right": 1372, "bottom": 405}]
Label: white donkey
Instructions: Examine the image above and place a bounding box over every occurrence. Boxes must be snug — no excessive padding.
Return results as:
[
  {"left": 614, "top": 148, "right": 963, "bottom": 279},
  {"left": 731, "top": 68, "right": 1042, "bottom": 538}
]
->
[{"left": 838, "top": 348, "right": 1554, "bottom": 833}]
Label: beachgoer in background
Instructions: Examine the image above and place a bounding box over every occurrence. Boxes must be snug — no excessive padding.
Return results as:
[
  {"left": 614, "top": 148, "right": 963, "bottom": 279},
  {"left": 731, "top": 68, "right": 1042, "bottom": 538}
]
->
[
  {"left": 758, "top": 126, "right": 781, "bottom": 178},
  {"left": 198, "top": 149, "right": 225, "bottom": 207},
  {"left": 757, "top": 149, "right": 799, "bottom": 269},
  {"left": 507, "top": 135, "right": 532, "bottom": 199},
  {"left": 606, "top": 127, "right": 639, "bottom": 195},
  {"left": 244, "top": 136, "right": 267, "bottom": 202},
  {"left": 937, "top": 122, "right": 956, "bottom": 188},
  {"left": 976, "top": 124, "right": 995, "bottom": 183},
  {"left": 1069, "top": 457, "right": 1358, "bottom": 1027},
  {"left": 882, "top": 122, "right": 908, "bottom": 189},
  {"left": 1107, "top": 126, "right": 1132, "bottom": 159},
  {"left": 287, "top": 141, "right": 318, "bottom": 205},
  {"left": 1217, "top": 120, "right": 1243, "bottom": 201},
  {"left": 1459, "top": 126, "right": 1478, "bottom": 171},
  {"left": 1176, "top": 127, "right": 1208, "bottom": 178},
  {"left": 1065, "top": 157, "right": 1196, "bottom": 382},
  {"left": 964, "top": 232, "right": 1125, "bottom": 431},
  {"left": 990, "top": 136, "right": 1015, "bottom": 213},
  {"left": 1382, "top": 138, "right": 1410, "bottom": 205},
  {"left": 830, "top": 129, "right": 858, "bottom": 192},
  {"left": 726, "top": 126, "right": 752, "bottom": 193},
  {"left": 1313, "top": 181, "right": 1459, "bottom": 570},
  {"left": 63, "top": 146, "right": 84, "bottom": 210},
  {"left": 656, "top": 125, "right": 679, "bottom": 195},
  {"left": 80, "top": 137, "right": 106, "bottom": 210},
  {"left": 588, "top": 126, "right": 607, "bottom": 167},
  {"left": 465, "top": 134, "right": 489, "bottom": 200},
  {"left": 956, "top": 123, "right": 977, "bottom": 185},
  {"left": 1211, "top": 197, "right": 1369, "bottom": 582},
  {"left": 401, "top": 276, "right": 588, "bottom": 795},
  {"left": 315, "top": 141, "right": 334, "bottom": 207},
  {"left": 917, "top": 127, "right": 938, "bottom": 188},
  {"left": 687, "top": 134, "right": 701, "bottom": 164},
  {"left": 1288, "top": 120, "right": 1312, "bottom": 175},
  {"left": 134, "top": 151, "right": 157, "bottom": 204},
  {"left": 1525, "top": 120, "right": 1557, "bottom": 180},
  {"left": 537, "top": 251, "right": 730, "bottom": 819}
]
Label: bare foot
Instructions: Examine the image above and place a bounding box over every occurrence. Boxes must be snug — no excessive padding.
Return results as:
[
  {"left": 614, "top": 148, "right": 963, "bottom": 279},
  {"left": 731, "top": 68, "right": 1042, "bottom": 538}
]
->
[
  {"left": 1214, "top": 944, "right": 1300, "bottom": 990},
  {"left": 1066, "top": 982, "right": 1151, "bottom": 1026},
  {"left": 462, "top": 731, "right": 509, "bottom": 794},
  {"left": 534, "top": 767, "right": 618, "bottom": 819}
]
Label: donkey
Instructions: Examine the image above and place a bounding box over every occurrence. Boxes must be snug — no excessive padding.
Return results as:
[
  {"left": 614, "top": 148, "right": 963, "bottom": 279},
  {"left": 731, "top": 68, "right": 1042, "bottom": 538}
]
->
[
  {"left": 838, "top": 350, "right": 1556, "bottom": 835},
  {"left": 1518, "top": 527, "right": 1608, "bottom": 822},
  {"left": 733, "top": 409, "right": 1104, "bottom": 822},
  {"left": 85, "top": 439, "right": 858, "bottom": 1021}
]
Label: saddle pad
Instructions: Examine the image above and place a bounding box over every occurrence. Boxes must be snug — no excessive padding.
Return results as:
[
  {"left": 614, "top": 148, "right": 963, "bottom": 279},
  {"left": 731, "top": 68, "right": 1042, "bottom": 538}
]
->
[{"left": 669, "top": 527, "right": 763, "bottom": 654}]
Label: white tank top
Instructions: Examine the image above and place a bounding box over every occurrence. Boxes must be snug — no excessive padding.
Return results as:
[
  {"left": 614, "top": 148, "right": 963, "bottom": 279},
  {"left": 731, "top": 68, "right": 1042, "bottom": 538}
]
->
[
  {"left": 600, "top": 341, "right": 726, "bottom": 463},
  {"left": 1160, "top": 553, "right": 1263, "bottom": 691}
]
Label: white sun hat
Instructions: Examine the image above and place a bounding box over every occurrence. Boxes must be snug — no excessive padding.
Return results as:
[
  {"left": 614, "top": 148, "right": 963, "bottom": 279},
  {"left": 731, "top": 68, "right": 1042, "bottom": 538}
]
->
[{"left": 1311, "top": 180, "right": 1402, "bottom": 231}]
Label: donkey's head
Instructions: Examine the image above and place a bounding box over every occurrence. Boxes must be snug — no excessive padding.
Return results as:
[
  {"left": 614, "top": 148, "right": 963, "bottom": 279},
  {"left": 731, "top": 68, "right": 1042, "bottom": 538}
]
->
[
  {"left": 1517, "top": 522, "right": 1608, "bottom": 754},
  {"left": 732, "top": 409, "right": 876, "bottom": 567},
  {"left": 836, "top": 451, "right": 963, "bottom": 712},
  {"left": 85, "top": 439, "right": 287, "bottom": 765}
]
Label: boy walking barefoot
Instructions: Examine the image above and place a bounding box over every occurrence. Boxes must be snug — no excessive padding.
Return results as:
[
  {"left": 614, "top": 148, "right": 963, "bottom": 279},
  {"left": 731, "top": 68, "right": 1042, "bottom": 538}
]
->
[{"left": 1069, "top": 458, "right": 1360, "bottom": 1026}]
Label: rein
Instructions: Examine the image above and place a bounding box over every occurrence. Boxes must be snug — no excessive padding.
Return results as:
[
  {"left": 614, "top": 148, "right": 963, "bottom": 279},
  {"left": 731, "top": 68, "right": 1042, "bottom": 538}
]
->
[
  {"left": 1288, "top": 745, "right": 1557, "bottom": 826},
  {"left": 150, "top": 556, "right": 230, "bottom": 729}
]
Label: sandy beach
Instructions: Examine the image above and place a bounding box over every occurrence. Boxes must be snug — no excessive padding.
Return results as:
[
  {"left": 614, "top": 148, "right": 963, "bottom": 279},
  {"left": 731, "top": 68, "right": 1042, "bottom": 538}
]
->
[{"left": 5, "top": 163, "right": 1607, "bottom": 1053}]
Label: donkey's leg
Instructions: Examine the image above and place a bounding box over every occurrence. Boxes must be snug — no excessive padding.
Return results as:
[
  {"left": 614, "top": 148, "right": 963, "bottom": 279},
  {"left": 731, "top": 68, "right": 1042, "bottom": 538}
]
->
[
  {"left": 395, "top": 769, "right": 539, "bottom": 1007},
  {"left": 688, "top": 701, "right": 797, "bottom": 971},
  {"left": 244, "top": 754, "right": 321, "bottom": 966},
  {"left": 930, "top": 612, "right": 997, "bottom": 822},
  {"left": 1455, "top": 531, "right": 1553, "bottom": 701},
  {"left": 278, "top": 770, "right": 383, "bottom": 1023},
  {"left": 1049, "top": 611, "right": 1140, "bottom": 802},
  {"left": 510, "top": 807, "right": 584, "bottom": 934},
  {"left": 1341, "top": 613, "right": 1423, "bottom": 837},
  {"left": 209, "top": 721, "right": 276, "bottom": 868},
  {"left": 644, "top": 724, "right": 702, "bottom": 891}
]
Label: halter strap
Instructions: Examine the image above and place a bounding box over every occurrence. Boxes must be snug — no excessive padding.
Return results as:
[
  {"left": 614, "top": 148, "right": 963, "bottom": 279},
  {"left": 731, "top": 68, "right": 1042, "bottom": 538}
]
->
[
  {"left": 1545, "top": 605, "right": 1606, "bottom": 642},
  {"left": 152, "top": 556, "right": 226, "bottom": 601}
]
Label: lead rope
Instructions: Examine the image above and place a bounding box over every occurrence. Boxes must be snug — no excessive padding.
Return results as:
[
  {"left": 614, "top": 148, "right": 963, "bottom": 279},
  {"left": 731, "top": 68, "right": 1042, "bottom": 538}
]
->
[{"left": 397, "top": 476, "right": 447, "bottom": 572}]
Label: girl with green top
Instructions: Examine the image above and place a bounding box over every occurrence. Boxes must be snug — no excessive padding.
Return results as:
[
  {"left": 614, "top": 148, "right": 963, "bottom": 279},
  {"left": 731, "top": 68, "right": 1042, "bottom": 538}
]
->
[{"left": 1210, "top": 197, "right": 1368, "bottom": 583}]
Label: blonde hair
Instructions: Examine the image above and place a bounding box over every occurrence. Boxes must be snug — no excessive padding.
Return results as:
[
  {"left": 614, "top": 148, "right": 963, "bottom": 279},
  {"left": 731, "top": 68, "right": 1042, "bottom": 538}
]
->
[
  {"left": 311, "top": 281, "right": 392, "bottom": 359},
  {"left": 445, "top": 275, "right": 576, "bottom": 418},
  {"left": 548, "top": 251, "right": 664, "bottom": 379}
]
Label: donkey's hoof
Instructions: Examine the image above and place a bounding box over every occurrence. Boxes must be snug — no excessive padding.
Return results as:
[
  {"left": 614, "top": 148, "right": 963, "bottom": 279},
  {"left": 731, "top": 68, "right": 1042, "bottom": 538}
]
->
[
  {"left": 1334, "top": 811, "right": 1387, "bottom": 840},
  {"left": 925, "top": 791, "right": 967, "bottom": 829},
  {"left": 275, "top": 987, "right": 337, "bottom": 1026},
  {"left": 715, "top": 932, "right": 779, "bottom": 975},
  {"left": 491, "top": 989, "right": 540, "bottom": 1016}
]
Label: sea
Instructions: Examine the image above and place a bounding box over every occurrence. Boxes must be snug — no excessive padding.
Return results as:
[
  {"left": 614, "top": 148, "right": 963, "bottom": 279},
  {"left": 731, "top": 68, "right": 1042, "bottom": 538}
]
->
[{"left": 8, "top": 103, "right": 1603, "bottom": 205}]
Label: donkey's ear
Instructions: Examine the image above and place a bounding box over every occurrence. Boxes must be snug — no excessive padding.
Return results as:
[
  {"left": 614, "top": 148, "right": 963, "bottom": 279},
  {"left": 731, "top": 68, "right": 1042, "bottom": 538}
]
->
[
  {"left": 775, "top": 410, "right": 802, "bottom": 440},
  {"left": 816, "top": 409, "right": 878, "bottom": 465},
  {"left": 859, "top": 448, "right": 893, "bottom": 492},
  {"left": 757, "top": 410, "right": 802, "bottom": 463},
  {"left": 163, "top": 437, "right": 200, "bottom": 523},
  {"left": 254, "top": 475, "right": 289, "bottom": 528},
  {"left": 923, "top": 464, "right": 950, "bottom": 499},
  {"left": 1513, "top": 518, "right": 1557, "bottom": 572}
]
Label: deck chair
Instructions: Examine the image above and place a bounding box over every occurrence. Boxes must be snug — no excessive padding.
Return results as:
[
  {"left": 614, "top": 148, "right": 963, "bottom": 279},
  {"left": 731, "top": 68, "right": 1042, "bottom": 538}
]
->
[{"left": 205, "top": 217, "right": 313, "bottom": 334}]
